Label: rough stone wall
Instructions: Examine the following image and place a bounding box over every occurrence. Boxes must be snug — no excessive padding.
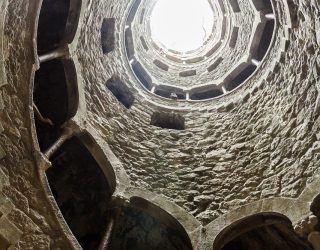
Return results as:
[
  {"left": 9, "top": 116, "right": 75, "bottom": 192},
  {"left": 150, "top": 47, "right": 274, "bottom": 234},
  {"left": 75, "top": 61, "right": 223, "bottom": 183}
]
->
[
  {"left": 76, "top": 0, "right": 320, "bottom": 225},
  {"left": 0, "top": 0, "right": 76, "bottom": 249},
  {"left": 0, "top": 0, "right": 319, "bottom": 248}
]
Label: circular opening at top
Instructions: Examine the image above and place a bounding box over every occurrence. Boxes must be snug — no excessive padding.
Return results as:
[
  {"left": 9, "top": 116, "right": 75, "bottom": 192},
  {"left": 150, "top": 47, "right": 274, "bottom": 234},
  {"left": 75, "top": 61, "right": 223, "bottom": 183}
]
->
[{"left": 150, "top": 0, "right": 214, "bottom": 53}]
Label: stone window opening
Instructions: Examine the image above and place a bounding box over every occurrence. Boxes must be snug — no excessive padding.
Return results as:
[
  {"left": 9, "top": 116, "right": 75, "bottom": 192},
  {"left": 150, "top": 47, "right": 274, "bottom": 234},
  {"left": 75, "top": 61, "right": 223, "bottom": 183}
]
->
[
  {"left": 106, "top": 76, "right": 135, "bottom": 109},
  {"left": 140, "top": 8, "right": 145, "bottom": 24},
  {"left": 229, "top": 27, "right": 239, "bottom": 49},
  {"left": 251, "top": 0, "right": 273, "bottom": 12},
  {"left": 213, "top": 213, "right": 312, "bottom": 250},
  {"left": 228, "top": 0, "right": 241, "bottom": 13},
  {"left": 127, "top": 0, "right": 141, "bottom": 25},
  {"left": 153, "top": 59, "right": 169, "bottom": 71},
  {"left": 101, "top": 18, "right": 116, "bottom": 54},
  {"left": 125, "top": 29, "right": 135, "bottom": 60},
  {"left": 140, "top": 36, "right": 149, "bottom": 51},
  {"left": 150, "top": 111, "right": 185, "bottom": 130},
  {"left": 190, "top": 88, "right": 224, "bottom": 100},
  {"left": 154, "top": 89, "right": 185, "bottom": 100},
  {"left": 207, "top": 57, "right": 223, "bottom": 72},
  {"left": 132, "top": 61, "right": 153, "bottom": 90},
  {"left": 225, "top": 64, "right": 257, "bottom": 91},
  {"left": 33, "top": 59, "right": 79, "bottom": 152},
  {"left": 46, "top": 135, "right": 115, "bottom": 250},
  {"left": 179, "top": 69, "right": 197, "bottom": 77},
  {"left": 255, "top": 19, "right": 275, "bottom": 61}
]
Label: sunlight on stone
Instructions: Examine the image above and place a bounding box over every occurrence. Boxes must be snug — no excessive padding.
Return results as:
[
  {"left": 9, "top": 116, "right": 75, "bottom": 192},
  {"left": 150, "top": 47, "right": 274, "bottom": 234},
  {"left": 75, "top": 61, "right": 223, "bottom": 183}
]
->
[{"left": 150, "top": 0, "right": 214, "bottom": 53}]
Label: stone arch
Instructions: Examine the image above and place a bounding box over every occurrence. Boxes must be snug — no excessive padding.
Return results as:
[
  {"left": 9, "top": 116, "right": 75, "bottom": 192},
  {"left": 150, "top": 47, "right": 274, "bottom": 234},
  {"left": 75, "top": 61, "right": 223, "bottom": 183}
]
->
[
  {"left": 107, "top": 196, "right": 194, "bottom": 250},
  {"left": 33, "top": 58, "right": 79, "bottom": 151},
  {"left": 115, "top": 187, "right": 202, "bottom": 249},
  {"left": 37, "top": 0, "right": 82, "bottom": 53},
  {"left": 45, "top": 133, "right": 116, "bottom": 249},
  {"left": 213, "top": 212, "right": 311, "bottom": 250}
]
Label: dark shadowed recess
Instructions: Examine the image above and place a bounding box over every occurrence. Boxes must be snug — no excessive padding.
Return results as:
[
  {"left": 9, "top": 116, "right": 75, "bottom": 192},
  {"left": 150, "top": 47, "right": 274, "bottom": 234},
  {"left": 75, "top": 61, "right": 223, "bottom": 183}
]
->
[
  {"left": 190, "top": 88, "right": 224, "bottom": 100},
  {"left": 107, "top": 197, "right": 193, "bottom": 250},
  {"left": 37, "top": 0, "right": 70, "bottom": 53},
  {"left": 179, "top": 70, "right": 197, "bottom": 77},
  {"left": 225, "top": 64, "right": 257, "bottom": 91},
  {"left": 229, "top": 0, "right": 240, "bottom": 13},
  {"left": 46, "top": 136, "right": 113, "bottom": 250},
  {"left": 106, "top": 75, "right": 135, "bottom": 109},
  {"left": 229, "top": 27, "right": 239, "bottom": 49},
  {"left": 207, "top": 57, "right": 223, "bottom": 72},
  {"left": 101, "top": 18, "right": 116, "bottom": 54},
  {"left": 33, "top": 59, "right": 78, "bottom": 151},
  {"left": 251, "top": 0, "right": 273, "bottom": 11},
  {"left": 125, "top": 29, "right": 135, "bottom": 60},
  {"left": 37, "top": 0, "right": 82, "bottom": 53},
  {"left": 311, "top": 194, "right": 320, "bottom": 231},
  {"left": 140, "top": 36, "right": 149, "bottom": 51},
  {"left": 155, "top": 88, "right": 186, "bottom": 100},
  {"left": 151, "top": 111, "right": 185, "bottom": 130},
  {"left": 213, "top": 213, "right": 312, "bottom": 250},
  {"left": 153, "top": 59, "right": 169, "bottom": 71},
  {"left": 256, "top": 20, "right": 275, "bottom": 61},
  {"left": 132, "top": 61, "right": 153, "bottom": 90}
]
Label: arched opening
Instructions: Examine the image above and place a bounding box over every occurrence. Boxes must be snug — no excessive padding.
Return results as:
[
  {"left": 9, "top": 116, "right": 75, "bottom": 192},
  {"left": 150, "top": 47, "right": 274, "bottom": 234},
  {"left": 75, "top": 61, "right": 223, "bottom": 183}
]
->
[
  {"left": 228, "top": 0, "right": 241, "bottom": 13},
  {"left": 37, "top": 0, "right": 81, "bottom": 53},
  {"left": 225, "top": 64, "right": 257, "bottom": 91},
  {"left": 46, "top": 135, "right": 115, "bottom": 250},
  {"left": 37, "top": 0, "right": 70, "bottom": 53},
  {"left": 190, "top": 88, "right": 224, "bottom": 100},
  {"left": 213, "top": 213, "right": 312, "bottom": 250},
  {"left": 154, "top": 88, "right": 185, "bottom": 100},
  {"left": 107, "top": 197, "right": 193, "bottom": 250},
  {"left": 132, "top": 61, "right": 152, "bottom": 90},
  {"left": 251, "top": 0, "right": 272, "bottom": 12},
  {"left": 255, "top": 20, "right": 275, "bottom": 61},
  {"left": 33, "top": 59, "right": 79, "bottom": 152}
]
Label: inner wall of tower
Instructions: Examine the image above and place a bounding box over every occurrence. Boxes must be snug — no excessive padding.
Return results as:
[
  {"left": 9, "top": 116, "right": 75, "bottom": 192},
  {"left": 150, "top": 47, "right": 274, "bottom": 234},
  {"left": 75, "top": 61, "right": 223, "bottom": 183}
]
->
[
  {"left": 0, "top": 0, "right": 320, "bottom": 249},
  {"left": 78, "top": 0, "right": 317, "bottom": 224}
]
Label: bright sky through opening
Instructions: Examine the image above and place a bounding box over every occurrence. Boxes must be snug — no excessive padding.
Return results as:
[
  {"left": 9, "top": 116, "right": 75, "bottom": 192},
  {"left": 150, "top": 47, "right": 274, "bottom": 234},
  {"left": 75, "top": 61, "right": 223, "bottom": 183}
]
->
[{"left": 150, "top": 0, "right": 214, "bottom": 53}]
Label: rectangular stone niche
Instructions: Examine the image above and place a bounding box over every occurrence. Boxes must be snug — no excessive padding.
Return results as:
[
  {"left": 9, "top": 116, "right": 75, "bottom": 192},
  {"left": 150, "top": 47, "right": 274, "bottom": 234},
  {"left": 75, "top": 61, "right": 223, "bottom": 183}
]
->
[
  {"left": 150, "top": 111, "right": 185, "bottom": 130},
  {"left": 101, "top": 18, "right": 116, "bottom": 54},
  {"left": 106, "top": 76, "right": 135, "bottom": 109},
  {"left": 229, "top": 27, "right": 239, "bottom": 49},
  {"left": 229, "top": 0, "right": 241, "bottom": 13},
  {"left": 132, "top": 61, "right": 152, "bottom": 90},
  {"left": 153, "top": 59, "right": 169, "bottom": 71},
  {"left": 140, "top": 36, "right": 149, "bottom": 51},
  {"left": 179, "top": 70, "right": 196, "bottom": 77}
]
